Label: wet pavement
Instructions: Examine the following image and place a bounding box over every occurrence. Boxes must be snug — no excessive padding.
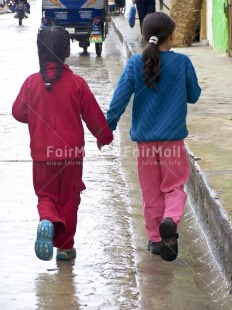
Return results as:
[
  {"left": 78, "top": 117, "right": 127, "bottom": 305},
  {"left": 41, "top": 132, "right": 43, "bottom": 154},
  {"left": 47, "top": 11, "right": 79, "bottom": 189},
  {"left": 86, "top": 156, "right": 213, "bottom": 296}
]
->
[{"left": 1, "top": 1, "right": 232, "bottom": 309}]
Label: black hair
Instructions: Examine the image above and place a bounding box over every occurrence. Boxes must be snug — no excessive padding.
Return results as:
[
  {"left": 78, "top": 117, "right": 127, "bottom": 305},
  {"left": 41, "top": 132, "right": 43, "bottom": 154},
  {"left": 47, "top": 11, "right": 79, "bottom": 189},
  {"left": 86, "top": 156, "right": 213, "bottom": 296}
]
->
[
  {"left": 37, "top": 26, "right": 70, "bottom": 90},
  {"left": 142, "top": 12, "right": 176, "bottom": 89}
]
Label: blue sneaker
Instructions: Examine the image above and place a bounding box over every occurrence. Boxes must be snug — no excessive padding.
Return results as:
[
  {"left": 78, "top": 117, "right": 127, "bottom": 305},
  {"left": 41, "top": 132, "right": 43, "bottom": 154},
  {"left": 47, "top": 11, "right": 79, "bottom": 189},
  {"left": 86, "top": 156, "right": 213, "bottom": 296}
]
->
[
  {"left": 56, "top": 247, "right": 76, "bottom": 260},
  {"left": 35, "top": 220, "right": 54, "bottom": 261}
]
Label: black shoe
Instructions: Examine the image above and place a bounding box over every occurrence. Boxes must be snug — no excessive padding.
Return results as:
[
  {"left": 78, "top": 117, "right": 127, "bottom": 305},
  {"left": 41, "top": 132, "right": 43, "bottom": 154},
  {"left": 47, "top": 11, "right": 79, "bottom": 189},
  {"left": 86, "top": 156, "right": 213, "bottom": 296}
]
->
[
  {"left": 159, "top": 217, "right": 178, "bottom": 262},
  {"left": 147, "top": 240, "right": 161, "bottom": 255}
]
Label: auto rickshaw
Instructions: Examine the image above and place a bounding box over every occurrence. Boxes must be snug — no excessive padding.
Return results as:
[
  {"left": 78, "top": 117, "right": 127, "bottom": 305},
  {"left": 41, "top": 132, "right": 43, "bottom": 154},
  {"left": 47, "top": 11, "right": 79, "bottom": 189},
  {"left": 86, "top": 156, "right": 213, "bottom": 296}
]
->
[{"left": 40, "top": 0, "right": 108, "bottom": 56}]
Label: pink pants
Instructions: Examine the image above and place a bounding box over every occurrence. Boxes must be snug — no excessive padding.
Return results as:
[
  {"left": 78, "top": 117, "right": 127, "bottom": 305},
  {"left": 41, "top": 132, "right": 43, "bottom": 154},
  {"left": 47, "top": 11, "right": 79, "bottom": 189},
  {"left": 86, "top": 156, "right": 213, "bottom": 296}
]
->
[
  {"left": 137, "top": 140, "right": 190, "bottom": 242},
  {"left": 33, "top": 160, "right": 86, "bottom": 249}
]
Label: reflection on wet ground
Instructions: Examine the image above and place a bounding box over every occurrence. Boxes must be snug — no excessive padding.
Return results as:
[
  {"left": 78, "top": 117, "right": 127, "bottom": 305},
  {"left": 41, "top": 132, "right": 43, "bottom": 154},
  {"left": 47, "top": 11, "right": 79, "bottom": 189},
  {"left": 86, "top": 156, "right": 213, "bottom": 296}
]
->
[
  {"left": 1, "top": 2, "right": 232, "bottom": 309},
  {"left": 35, "top": 261, "right": 80, "bottom": 309}
]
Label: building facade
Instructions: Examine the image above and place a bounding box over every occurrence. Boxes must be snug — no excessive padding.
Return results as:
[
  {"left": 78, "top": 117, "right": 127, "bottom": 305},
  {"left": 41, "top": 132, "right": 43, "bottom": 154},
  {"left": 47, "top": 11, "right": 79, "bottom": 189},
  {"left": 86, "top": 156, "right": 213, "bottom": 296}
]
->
[
  {"left": 212, "top": 0, "right": 228, "bottom": 53},
  {"left": 156, "top": 0, "right": 232, "bottom": 56}
]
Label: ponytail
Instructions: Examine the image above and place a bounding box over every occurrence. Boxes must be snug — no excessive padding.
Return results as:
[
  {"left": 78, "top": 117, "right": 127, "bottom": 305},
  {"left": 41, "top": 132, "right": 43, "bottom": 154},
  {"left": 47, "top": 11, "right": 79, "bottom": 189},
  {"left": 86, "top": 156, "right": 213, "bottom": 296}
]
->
[
  {"left": 142, "top": 42, "right": 161, "bottom": 89},
  {"left": 141, "top": 12, "right": 176, "bottom": 89}
]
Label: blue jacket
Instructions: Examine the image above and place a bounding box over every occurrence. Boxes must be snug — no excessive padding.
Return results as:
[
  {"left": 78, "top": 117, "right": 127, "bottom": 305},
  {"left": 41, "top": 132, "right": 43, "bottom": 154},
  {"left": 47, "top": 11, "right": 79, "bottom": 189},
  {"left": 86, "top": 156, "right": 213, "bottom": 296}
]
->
[{"left": 106, "top": 52, "right": 201, "bottom": 141}]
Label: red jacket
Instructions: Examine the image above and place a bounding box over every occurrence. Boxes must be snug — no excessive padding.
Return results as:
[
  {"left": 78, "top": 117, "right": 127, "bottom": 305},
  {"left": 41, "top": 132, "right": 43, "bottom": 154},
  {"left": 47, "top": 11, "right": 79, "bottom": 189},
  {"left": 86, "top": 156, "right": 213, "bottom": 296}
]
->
[{"left": 12, "top": 63, "right": 113, "bottom": 160}]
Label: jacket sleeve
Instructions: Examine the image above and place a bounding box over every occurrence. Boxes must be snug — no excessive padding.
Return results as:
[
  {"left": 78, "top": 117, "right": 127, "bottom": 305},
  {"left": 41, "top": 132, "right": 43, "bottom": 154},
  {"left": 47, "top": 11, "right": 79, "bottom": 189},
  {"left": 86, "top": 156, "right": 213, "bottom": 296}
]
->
[
  {"left": 186, "top": 59, "right": 201, "bottom": 104},
  {"left": 106, "top": 60, "right": 134, "bottom": 131},
  {"left": 12, "top": 79, "right": 29, "bottom": 123},
  {"left": 80, "top": 81, "right": 113, "bottom": 145}
]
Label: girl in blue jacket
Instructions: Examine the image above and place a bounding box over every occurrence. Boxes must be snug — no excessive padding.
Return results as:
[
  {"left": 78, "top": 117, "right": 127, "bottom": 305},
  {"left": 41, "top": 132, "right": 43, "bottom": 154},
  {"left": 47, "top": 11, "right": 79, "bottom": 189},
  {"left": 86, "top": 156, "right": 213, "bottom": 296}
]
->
[{"left": 106, "top": 12, "right": 201, "bottom": 262}]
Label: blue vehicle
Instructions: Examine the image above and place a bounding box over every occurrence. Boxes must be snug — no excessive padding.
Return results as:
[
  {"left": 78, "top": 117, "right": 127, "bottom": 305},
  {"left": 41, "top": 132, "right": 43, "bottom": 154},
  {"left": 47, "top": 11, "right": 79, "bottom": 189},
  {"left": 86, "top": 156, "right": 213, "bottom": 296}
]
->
[{"left": 40, "top": 0, "right": 108, "bottom": 56}]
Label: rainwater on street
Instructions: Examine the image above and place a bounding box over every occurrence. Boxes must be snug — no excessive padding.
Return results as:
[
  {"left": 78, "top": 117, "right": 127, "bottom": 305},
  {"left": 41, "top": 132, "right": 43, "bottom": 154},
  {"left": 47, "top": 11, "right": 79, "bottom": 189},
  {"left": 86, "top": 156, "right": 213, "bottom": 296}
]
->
[{"left": 1, "top": 1, "right": 232, "bottom": 309}]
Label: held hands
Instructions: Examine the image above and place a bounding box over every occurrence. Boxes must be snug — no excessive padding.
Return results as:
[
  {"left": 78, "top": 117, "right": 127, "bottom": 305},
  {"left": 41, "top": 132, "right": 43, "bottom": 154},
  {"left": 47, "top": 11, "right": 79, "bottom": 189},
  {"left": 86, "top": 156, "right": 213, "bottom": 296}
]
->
[
  {"left": 97, "top": 135, "right": 113, "bottom": 150},
  {"left": 97, "top": 140, "right": 104, "bottom": 150}
]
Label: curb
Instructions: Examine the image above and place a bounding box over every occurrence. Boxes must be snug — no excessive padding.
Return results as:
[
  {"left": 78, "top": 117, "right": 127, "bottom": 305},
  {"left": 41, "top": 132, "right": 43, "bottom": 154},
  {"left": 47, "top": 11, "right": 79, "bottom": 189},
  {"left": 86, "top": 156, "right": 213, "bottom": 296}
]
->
[
  {"left": 110, "top": 15, "right": 138, "bottom": 58},
  {"left": 186, "top": 151, "right": 232, "bottom": 290},
  {"left": 0, "top": 8, "right": 11, "bottom": 14},
  {"left": 111, "top": 17, "right": 232, "bottom": 290}
]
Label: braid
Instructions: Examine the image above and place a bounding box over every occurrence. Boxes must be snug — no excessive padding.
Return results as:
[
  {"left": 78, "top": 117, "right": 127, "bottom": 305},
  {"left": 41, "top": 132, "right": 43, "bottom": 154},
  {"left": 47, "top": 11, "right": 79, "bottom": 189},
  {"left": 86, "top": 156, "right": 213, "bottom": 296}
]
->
[
  {"left": 39, "top": 61, "right": 63, "bottom": 91},
  {"left": 37, "top": 26, "right": 70, "bottom": 91},
  {"left": 60, "top": 28, "right": 70, "bottom": 62},
  {"left": 39, "top": 60, "right": 52, "bottom": 90}
]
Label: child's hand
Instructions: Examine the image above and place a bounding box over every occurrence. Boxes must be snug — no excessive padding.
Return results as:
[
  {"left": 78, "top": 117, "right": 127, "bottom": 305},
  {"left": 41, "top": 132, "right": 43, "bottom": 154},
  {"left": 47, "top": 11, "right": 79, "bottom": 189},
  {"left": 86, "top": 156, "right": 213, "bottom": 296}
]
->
[{"left": 97, "top": 140, "right": 103, "bottom": 150}]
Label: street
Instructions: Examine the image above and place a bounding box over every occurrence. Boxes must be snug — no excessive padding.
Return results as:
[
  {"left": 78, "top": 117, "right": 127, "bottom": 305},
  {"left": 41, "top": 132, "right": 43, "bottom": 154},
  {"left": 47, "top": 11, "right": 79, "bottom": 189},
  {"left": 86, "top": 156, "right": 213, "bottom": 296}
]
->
[{"left": 1, "top": 0, "right": 232, "bottom": 309}]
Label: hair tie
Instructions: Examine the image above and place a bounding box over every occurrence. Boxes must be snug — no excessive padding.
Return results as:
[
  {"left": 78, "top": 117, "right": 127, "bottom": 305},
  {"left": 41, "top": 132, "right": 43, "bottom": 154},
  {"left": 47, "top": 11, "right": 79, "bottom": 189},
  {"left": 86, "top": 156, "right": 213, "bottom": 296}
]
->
[
  {"left": 45, "top": 82, "right": 52, "bottom": 90},
  {"left": 149, "top": 36, "right": 158, "bottom": 45}
]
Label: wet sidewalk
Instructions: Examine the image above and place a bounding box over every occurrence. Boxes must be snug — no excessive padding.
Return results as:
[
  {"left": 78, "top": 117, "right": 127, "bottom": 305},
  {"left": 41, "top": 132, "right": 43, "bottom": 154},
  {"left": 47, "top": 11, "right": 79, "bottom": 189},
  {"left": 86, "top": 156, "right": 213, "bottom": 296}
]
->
[
  {"left": 111, "top": 15, "right": 232, "bottom": 288},
  {"left": 1, "top": 4, "right": 232, "bottom": 308},
  {"left": 0, "top": 5, "right": 11, "bottom": 14}
]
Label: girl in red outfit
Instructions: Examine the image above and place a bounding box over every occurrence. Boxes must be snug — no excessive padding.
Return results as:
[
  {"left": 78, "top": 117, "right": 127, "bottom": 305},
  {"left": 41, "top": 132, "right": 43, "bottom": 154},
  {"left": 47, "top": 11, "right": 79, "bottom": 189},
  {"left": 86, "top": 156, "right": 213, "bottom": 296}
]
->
[{"left": 12, "top": 27, "right": 113, "bottom": 261}]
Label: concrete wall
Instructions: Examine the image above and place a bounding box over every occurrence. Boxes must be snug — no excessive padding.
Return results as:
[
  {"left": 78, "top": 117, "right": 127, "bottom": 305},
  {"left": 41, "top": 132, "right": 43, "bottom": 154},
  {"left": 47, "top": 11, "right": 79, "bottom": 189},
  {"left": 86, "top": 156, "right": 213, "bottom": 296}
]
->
[
  {"left": 206, "top": 0, "right": 213, "bottom": 46},
  {"left": 212, "top": 0, "right": 228, "bottom": 53},
  {"left": 155, "top": 0, "right": 172, "bottom": 14}
]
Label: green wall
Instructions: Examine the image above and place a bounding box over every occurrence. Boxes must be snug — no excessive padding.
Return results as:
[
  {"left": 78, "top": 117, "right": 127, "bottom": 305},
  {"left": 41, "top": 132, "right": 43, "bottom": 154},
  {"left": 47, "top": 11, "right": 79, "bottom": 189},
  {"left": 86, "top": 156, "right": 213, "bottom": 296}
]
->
[{"left": 212, "top": 0, "right": 228, "bottom": 52}]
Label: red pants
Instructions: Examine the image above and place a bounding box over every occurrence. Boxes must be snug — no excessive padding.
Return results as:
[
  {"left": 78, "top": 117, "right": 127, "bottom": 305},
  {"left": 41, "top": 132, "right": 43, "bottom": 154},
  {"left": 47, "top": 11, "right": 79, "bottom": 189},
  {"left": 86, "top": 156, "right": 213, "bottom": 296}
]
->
[
  {"left": 137, "top": 140, "right": 190, "bottom": 242},
  {"left": 33, "top": 160, "right": 86, "bottom": 249}
]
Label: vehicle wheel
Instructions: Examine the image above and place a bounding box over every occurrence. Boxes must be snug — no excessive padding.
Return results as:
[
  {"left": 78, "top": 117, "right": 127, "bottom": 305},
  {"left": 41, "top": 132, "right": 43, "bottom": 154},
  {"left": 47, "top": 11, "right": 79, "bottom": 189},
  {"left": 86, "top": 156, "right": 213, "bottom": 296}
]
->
[
  {"left": 19, "top": 18, "right": 22, "bottom": 26},
  {"left": 83, "top": 47, "right": 88, "bottom": 53},
  {"left": 104, "top": 22, "right": 108, "bottom": 37},
  {"left": 95, "top": 43, "right": 102, "bottom": 56}
]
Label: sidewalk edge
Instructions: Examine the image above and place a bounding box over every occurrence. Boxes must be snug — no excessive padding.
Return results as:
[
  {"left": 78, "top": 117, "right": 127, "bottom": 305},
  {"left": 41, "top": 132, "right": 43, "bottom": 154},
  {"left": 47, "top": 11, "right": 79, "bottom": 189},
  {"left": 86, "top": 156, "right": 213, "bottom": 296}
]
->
[
  {"left": 0, "top": 8, "right": 11, "bottom": 14},
  {"left": 186, "top": 149, "right": 232, "bottom": 290},
  {"left": 111, "top": 17, "right": 134, "bottom": 58}
]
